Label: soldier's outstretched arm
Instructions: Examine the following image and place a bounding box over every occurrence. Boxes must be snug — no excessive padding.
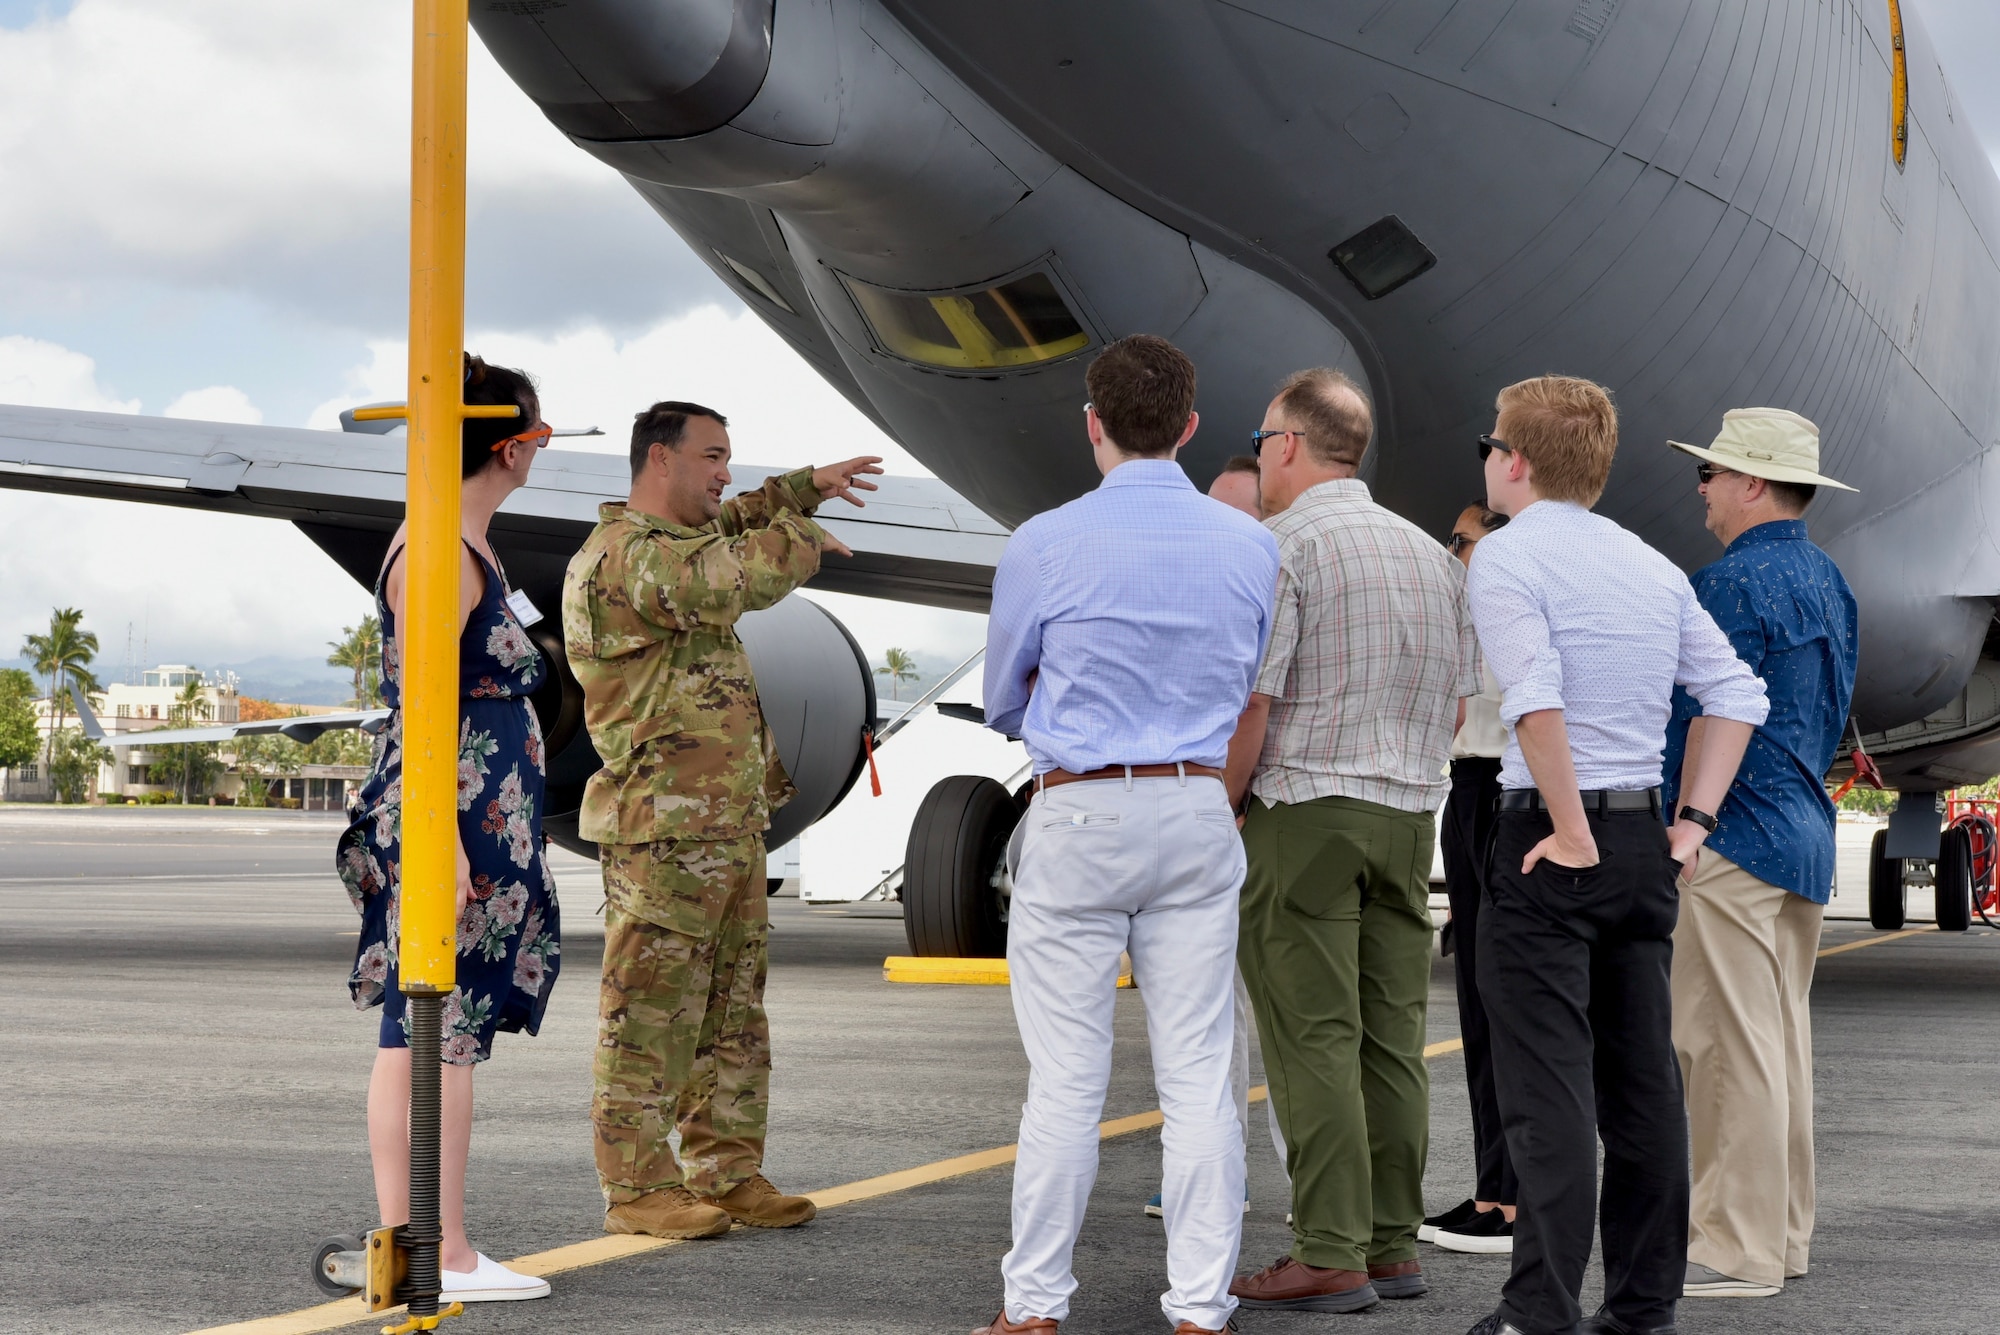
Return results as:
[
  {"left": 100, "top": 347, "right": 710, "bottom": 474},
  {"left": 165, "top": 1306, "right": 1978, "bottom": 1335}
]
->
[
  {"left": 625, "top": 510, "right": 826, "bottom": 631},
  {"left": 717, "top": 459, "right": 883, "bottom": 534},
  {"left": 716, "top": 468, "right": 821, "bottom": 534}
]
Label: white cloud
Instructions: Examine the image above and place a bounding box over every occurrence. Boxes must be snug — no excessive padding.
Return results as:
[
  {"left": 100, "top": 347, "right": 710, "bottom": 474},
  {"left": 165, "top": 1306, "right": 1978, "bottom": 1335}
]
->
[
  {"left": 163, "top": 385, "right": 261, "bottom": 424},
  {"left": 801, "top": 591, "right": 987, "bottom": 684},
  {"left": 306, "top": 305, "right": 932, "bottom": 476},
  {"left": 0, "top": 1, "right": 602, "bottom": 268},
  {"left": 0, "top": 333, "right": 139, "bottom": 411},
  {"left": 0, "top": 491, "right": 377, "bottom": 675}
]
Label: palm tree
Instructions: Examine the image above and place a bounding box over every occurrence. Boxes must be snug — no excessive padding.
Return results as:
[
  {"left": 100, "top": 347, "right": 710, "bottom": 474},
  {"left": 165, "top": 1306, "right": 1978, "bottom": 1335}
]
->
[
  {"left": 22, "top": 607, "right": 101, "bottom": 770},
  {"left": 164, "top": 676, "right": 215, "bottom": 803},
  {"left": 327, "top": 616, "right": 384, "bottom": 708},
  {"left": 875, "top": 647, "right": 920, "bottom": 702}
]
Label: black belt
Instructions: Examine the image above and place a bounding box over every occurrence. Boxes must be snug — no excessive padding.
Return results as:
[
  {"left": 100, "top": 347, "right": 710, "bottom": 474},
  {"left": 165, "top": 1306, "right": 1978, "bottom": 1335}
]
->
[{"left": 1499, "top": 787, "right": 1660, "bottom": 816}]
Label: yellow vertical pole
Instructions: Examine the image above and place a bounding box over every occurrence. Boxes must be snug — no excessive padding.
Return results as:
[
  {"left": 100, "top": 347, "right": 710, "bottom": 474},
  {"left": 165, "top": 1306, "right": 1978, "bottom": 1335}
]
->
[
  {"left": 402, "top": 0, "right": 514, "bottom": 991},
  {"left": 394, "top": 2, "right": 510, "bottom": 1323}
]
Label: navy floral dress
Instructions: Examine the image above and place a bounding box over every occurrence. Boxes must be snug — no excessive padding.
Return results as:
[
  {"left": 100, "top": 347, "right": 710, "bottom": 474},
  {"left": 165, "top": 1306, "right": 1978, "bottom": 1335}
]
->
[{"left": 336, "top": 542, "right": 562, "bottom": 1065}]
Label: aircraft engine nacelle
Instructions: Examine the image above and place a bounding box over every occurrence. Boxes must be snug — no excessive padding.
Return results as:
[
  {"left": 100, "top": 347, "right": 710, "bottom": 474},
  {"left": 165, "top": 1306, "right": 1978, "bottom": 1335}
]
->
[{"left": 538, "top": 594, "right": 878, "bottom": 862}]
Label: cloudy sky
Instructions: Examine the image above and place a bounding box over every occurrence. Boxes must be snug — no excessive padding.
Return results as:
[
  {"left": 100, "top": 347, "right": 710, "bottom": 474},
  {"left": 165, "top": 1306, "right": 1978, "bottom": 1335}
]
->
[{"left": 2, "top": 1, "right": 1999, "bottom": 693}]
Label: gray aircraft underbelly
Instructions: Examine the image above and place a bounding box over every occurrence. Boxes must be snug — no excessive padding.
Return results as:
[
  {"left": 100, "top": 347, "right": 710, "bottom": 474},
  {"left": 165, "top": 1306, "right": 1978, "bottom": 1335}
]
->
[{"left": 474, "top": 0, "right": 2000, "bottom": 787}]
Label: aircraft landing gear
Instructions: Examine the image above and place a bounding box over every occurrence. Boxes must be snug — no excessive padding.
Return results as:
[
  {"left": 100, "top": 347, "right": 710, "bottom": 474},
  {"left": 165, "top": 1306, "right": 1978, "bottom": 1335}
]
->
[
  {"left": 1869, "top": 822, "right": 1978, "bottom": 932},
  {"left": 1936, "top": 824, "right": 1974, "bottom": 932},
  {"left": 902, "top": 775, "right": 1021, "bottom": 957},
  {"left": 1868, "top": 828, "right": 1906, "bottom": 930}
]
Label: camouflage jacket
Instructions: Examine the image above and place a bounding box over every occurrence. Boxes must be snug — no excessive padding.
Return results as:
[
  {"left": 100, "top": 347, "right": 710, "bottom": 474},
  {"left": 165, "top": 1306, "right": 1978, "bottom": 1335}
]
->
[{"left": 562, "top": 468, "right": 825, "bottom": 846}]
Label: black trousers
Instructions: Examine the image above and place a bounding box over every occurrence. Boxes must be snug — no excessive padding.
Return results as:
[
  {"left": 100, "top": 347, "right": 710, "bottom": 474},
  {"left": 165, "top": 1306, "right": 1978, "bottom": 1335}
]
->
[
  {"left": 1441, "top": 757, "right": 1515, "bottom": 1206},
  {"left": 1478, "top": 808, "right": 1687, "bottom": 1335}
]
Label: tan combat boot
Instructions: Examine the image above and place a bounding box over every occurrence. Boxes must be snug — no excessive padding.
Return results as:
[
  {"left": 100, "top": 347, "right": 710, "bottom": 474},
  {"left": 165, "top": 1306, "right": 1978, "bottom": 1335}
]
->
[
  {"left": 604, "top": 1186, "right": 732, "bottom": 1239},
  {"left": 708, "top": 1173, "right": 818, "bottom": 1228}
]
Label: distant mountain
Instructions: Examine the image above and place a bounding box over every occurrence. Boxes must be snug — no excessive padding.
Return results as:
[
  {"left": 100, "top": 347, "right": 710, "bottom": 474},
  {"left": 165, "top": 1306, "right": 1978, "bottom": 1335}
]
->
[
  {"left": 0, "top": 652, "right": 352, "bottom": 705},
  {"left": 211, "top": 655, "right": 355, "bottom": 706}
]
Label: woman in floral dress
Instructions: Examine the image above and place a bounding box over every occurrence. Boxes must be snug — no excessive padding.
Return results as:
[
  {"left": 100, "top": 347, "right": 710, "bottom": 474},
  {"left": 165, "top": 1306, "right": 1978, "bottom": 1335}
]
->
[{"left": 335, "top": 356, "right": 560, "bottom": 1304}]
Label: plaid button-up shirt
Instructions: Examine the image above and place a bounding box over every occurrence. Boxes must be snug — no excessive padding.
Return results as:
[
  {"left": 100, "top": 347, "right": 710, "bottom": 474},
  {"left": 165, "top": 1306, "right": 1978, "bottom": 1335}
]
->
[{"left": 1252, "top": 479, "right": 1479, "bottom": 814}]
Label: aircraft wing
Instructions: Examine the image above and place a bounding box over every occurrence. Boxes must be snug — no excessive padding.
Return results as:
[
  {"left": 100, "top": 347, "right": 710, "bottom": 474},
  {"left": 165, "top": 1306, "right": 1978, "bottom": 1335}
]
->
[
  {"left": 67, "top": 684, "right": 388, "bottom": 748},
  {"left": 0, "top": 404, "right": 1008, "bottom": 612}
]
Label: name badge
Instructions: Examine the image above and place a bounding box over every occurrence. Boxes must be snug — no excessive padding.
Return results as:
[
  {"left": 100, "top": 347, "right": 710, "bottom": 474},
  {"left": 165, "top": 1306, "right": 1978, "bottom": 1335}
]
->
[{"left": 505, "top": 588, "right": 543, "bottom": 627}]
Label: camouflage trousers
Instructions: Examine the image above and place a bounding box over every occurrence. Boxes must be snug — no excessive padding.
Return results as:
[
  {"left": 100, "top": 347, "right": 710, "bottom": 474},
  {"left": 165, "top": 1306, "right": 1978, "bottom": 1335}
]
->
[{"left": 593, "top": 835, "right": 771, "bottom": 1204}]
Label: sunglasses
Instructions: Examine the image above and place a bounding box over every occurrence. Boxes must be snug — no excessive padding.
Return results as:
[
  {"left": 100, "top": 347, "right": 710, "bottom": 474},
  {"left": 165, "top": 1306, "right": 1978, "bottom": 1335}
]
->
[
  {"left": 1250, "top": 428, "right": 1297, "bottom": 456},
  {"left": 490, "top": 422, "right": 553, "bottom": 452},
  {"left": 1695, "top": 462, "right": 1738, "bottom": 484},
  {"left": 1477, "top": 434, "right": 1513, "bottom": 461}
]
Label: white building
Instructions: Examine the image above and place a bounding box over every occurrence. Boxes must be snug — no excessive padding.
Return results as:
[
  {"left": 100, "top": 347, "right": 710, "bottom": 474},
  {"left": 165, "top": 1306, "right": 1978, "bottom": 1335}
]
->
[{"left": 0, "top": 665, "right": 360, "bottom": 809}]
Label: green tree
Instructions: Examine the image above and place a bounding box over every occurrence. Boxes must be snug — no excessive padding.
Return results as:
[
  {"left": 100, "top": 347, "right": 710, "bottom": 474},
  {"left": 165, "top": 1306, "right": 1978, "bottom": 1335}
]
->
[
  {"left": 46, "top": 728, "right": 110, "bottom": 804},
  {"left": 149, "top": 676, "right": 221, "bottom": 804},
  {"left": 232, "top": 730, "right": 303, "bottom": 808},
  {"left": 21, "top": 607, "right": 101, "bottom": 770},
  {"left": 327, "top": 616, "right": 384, "bottom": 709},
  {"left": 1836, "top": 784, "right": 1896, "bottom": 817},
  {"left": 875, "top": 647, "right": 920, "bottom": 702},
  {"left": 304, "top": 725, "right": 375, "bottom": 768},
  {"left": 0, "top": 668, "right": 38, "bottom": 772}
]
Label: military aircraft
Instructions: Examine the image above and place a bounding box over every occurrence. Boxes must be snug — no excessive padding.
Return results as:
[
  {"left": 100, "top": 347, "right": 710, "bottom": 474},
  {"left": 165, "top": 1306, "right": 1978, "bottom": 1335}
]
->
[{"left": 3, "top": 0, "right": 1995, "bottom": 945}]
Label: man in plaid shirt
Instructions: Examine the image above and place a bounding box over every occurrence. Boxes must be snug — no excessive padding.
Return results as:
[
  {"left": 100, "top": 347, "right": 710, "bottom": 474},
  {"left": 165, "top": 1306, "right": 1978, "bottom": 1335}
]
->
[{"left": 1225, "top": 368, "right": 1480, "bottom": 1313}]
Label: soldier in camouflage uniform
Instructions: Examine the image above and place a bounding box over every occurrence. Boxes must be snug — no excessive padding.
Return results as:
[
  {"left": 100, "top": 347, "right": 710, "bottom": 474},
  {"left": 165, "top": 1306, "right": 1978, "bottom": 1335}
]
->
[{"left": 562, "top": 399, "right": 881, "bottom": 1240}]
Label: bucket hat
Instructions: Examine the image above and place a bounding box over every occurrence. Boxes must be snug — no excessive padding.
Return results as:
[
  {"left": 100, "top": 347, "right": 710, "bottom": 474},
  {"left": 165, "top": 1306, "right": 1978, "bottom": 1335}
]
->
[{"left": 1667, "top": 407, "right": 1856, "bottom": 492}]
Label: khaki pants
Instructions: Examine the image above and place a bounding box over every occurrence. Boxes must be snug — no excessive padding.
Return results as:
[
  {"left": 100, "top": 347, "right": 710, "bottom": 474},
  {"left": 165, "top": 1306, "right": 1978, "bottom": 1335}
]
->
[
  {"left": 592, "top": 836, "right": 770, "bottom": 1205},
  {"left": 1671, "top": 850, "right": 1822, "bottom": 1287}
]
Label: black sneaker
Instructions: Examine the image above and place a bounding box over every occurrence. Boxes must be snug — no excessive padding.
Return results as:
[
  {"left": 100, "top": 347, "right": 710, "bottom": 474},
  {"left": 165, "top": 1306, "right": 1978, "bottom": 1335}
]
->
[
  {"left": 1435, "top": 1209, "right": 1513, "bottom": 1255},
  {"left": 1418, "top": 1198, "right": 1481, "bottom": 1244}
]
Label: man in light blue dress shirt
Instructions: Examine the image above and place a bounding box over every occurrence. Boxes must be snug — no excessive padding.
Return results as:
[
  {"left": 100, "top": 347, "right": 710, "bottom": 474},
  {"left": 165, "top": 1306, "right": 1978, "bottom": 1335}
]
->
[
  {"left": 976, "top": 335, "right": 1279, "bottom": 1335},
  {"left": 1464, "top": 375, "right": 1766, "bottom": 1335}
]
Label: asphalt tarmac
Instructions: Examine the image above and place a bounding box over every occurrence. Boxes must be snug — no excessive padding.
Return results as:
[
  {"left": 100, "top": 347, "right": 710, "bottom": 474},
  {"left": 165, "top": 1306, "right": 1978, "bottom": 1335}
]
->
[{"left": 3, "top": 806, "right": 1997, "bottom": 1335}]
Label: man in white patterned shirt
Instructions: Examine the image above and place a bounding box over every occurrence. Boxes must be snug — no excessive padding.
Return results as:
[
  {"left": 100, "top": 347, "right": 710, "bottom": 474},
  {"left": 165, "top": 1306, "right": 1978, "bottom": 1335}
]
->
[
  {"left": 1461, "top": 376, "right": 1768, "bottom": 1335},
  {"left": 1224, "top": 368, "right": 1480, "bottom": 1314}
]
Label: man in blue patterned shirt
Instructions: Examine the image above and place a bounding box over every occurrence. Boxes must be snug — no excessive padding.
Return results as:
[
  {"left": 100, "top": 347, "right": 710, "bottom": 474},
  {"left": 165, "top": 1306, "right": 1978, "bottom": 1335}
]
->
[{"left": 1662, "top": 409, "right": 1859, "bottom": 1302}]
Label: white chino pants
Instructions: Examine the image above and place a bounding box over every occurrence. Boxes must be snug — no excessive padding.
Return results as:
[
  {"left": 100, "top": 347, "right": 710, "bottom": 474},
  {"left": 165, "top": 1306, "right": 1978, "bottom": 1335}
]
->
[
  {"left": 1002, "top": 773, "right": 1246, "bottom": 1330},
  {"left": 1233, "top": 968, "right": 1291, "bottom": 1186}
]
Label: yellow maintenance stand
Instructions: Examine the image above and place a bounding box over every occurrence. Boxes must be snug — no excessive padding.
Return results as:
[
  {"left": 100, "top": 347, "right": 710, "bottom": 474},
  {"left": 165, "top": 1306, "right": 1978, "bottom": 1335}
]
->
[{"left": 314, "top": 2, "right": 517, "bottom": 1329}]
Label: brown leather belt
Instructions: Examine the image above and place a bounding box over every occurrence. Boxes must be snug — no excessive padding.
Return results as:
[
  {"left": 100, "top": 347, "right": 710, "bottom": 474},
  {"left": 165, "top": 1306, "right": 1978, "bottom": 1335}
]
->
[{"left": 1037, "top": 763, "right": 1225, "bottom": 791}]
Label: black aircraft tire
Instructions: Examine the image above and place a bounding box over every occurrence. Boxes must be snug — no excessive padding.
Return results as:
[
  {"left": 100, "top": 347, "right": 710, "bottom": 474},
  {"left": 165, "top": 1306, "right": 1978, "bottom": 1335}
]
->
[
  {"left": 1937, "top": 826, "right": 1974, "bottom": 933},
  {"left": 1868, "top": 828, "right": 1905, "bottom": 931},
  {"left": 903, "top": 775, "right": 1018, "bottom": 958},
  {"left": 311, "top": 1234, "right": 365, "bottom": 1297}
]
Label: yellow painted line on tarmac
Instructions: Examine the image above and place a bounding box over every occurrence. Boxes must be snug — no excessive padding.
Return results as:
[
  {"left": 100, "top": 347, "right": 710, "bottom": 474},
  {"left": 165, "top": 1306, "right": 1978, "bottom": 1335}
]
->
[
  {"left": 1816, "top": 926, "right": 1928, "bottom": 958},
  {"left": 883, "top": 955, "right": 1133, "bottom": 987},
  {"left": 188, "top": 1033, "right": 1470, "bottom": 1334}
]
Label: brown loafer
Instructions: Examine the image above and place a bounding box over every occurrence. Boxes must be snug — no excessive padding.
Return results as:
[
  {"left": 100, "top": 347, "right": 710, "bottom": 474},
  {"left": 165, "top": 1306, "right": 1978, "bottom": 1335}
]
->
[
  {"left": 603, "top": 1186, "right": 731, "bottom": 1239},
  {"left": 971, "top": 1310, "right": 1059, "bottom": 1334},
  {"left": 1230, "top": 1255, "right": 1379, "bottom": 1312},
  {"left": 707, "top": 1173, "right": 817, "bottom": 1228},
  {"left": 1368, "top": 1259, "right": 1428, "bottom": 1299}
]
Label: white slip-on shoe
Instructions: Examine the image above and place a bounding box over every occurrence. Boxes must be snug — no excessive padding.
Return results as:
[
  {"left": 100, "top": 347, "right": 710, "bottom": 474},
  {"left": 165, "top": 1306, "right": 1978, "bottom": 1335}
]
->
[
  {"left": 440, "top": 1253, "right": 552, "bottom": 1302},
  {"left": 1435, "top": 1210, "right": 1514, "bottom": 1255}
]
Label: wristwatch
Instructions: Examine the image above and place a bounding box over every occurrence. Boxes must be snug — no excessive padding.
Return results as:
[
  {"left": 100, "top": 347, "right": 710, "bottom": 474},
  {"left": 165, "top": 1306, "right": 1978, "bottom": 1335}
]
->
[{"left": 1677, "top": 805, "right": 1718, "bottom": 833}]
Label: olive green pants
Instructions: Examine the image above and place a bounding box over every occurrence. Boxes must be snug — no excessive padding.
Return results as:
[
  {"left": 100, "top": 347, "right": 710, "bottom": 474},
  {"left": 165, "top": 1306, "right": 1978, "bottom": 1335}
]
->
[
  {"left": 593, "top": 836, "right": 770, "bottom": 1205},
  {"left": 1238, "top": 795, "right": 1435, "bottom": 1271}
]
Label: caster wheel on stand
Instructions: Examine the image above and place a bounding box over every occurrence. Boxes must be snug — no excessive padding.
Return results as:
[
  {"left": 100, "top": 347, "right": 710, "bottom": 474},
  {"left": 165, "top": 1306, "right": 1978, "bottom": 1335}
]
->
[{"left": 312, "top": 1233, "right": 367, "bottom": 1297}]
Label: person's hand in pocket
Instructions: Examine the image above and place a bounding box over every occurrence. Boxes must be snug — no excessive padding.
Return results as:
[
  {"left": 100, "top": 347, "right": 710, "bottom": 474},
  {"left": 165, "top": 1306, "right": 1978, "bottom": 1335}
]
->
[
  {"left": 1667, "top": 820, "right": 1706, "bottom": 884},
  {"left": 1522, "top": 829, "right": 1599, "bottom": 874}
]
